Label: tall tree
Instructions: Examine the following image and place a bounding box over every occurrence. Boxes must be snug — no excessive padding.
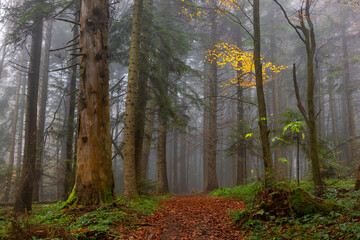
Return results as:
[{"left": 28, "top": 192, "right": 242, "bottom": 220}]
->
[
  {"left": 254, "top": 0, "right": 273, "bottom": 186},
  {"left": 63, "top": 0, "right": 79, "bottom": 200},
  {"left": 14, "top": 0, "right": 45, "bottom": 213},
  {"left": 206, "top": 10, "right": 219, "bottom": 191},
  {"left": 123, "top": 0, "right": 143, "bottom": 200},
  {"left": 3, "top": 57, "right": 23, "bottom": 203},
  {"left": 155, "top": 66, "right": 170, "bottom": 194},
  {"left": 274, "top": 0, "right": 324, "bottom": 190},
  {"left": 33, "top": 20, "right": 53, "bottom": 202},
  {"left": 134, "top": 0, "right": 153, "bottom": 183},
  {"left": 66, "top": 0, "right": 115, "bottom": 205}
]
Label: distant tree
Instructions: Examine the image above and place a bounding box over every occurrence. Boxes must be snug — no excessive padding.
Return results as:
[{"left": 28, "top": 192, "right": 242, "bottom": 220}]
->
[{"left": 14, "top": 0, "right": 45, "bottom": 213}]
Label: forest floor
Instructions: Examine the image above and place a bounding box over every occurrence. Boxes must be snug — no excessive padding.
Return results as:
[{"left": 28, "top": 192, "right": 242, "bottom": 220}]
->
[
  {"left": 125, "top": 194, "right": 245, "bottom": 239},
  {"left": 2, "top": 180, "right": 360, "bottom": 239}
]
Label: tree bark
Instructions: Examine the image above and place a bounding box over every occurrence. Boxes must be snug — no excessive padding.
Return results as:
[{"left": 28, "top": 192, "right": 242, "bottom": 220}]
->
[
  {"left": 33, "top": 20, "right": 53, "bottom": 202},
  {"left": 4, "top": 61, "right": 23, "bottom": 203},
  {"left": 206, "top": 11, "right": 219, "bottom": 191},
  {"left": 203, "top": 58, "right": 209, "bottom": 190},
  {"left": 14, "top": 0, "right": 44, "bottom": 213},
  {"left": 66, "top": 0, "right": 115, "bottom": 206},
  {"left": 173, "top": 128, "right": 179, "bottom": 193},
  {"left": 253, "top": 0, "right": 273, "bottom": 187},
  {"left": 303, "top": 1, "right": 323, "bottom": 190},
  {"left": 123, "top": 0, "right": 143, "bottom": 200},
  {"left": 341, "top": 29, "right": 360, "bottom": 190},
  {"left": 63, "top": 3, "right": 79, "bottom": 200},
  {"left": 141, "top": 96, "right": 156, "bottom": 179},
  {"left": 134, "top": 0, "right": 153, "bottom": 184},
  {"left": 15, "top": 73, "right": 26, "bottom": 188},
  {"left": 156, "top": 100, "right": 169, "bottom": 193}
]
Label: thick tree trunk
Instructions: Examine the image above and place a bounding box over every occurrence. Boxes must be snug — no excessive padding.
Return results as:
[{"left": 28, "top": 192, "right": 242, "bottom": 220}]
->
[
  {"left": 135, "top": 0, "right": 153, "bottom": 183},
  {"left": 63, "top": 5, "right": 79, "bottom": 200},
  {"left": 66, "top": 0, "right": 115, "bottom": 206},
  {"left": 206, "top": 11, "right": 219, "bottom": 191},
  {"left": 4, "top": 64, "right": 23, "bottom": 203},
  {"left": 14, "top": 0, "right": 44, "bottom": 213},
  {"left": 33, "top": 20, "right": 53, "bottom": 202},
  {"left": 123, "top": 0, "right": 143, "bottom": 200},
  {"left": 253, "top": 0, "right": 273, "bottom": 187}
]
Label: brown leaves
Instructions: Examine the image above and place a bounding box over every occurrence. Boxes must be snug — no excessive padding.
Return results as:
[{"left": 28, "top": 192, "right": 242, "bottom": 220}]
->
[{"left": 125, "top": 194, "right": 246, "bottom": 239}]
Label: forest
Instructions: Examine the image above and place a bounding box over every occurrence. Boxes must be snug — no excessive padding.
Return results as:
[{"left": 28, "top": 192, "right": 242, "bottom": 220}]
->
[{"left": 1, "top": 0, "right": 360, "bottom": 239}]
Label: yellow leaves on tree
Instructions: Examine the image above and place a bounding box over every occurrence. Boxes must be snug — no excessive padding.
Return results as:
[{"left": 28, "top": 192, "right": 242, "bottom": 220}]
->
[{"left": 205, "top": 42, "right": 287, "bottom": 88}]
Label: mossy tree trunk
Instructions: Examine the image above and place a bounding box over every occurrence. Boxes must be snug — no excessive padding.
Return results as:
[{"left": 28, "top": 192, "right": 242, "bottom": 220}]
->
[
  {"left": 67, "top": 0, "right": 115, "bottom": 206},
  {"left": 14, "top": 0, "right": 44, "bottom": 213},
  {"left": 63, "top": 2, "right": 79, "bottom": 200},
  {"left": 123, "top": 0, "right": 143, "bottom": 200},
  {"left": 253, "top": 0, "right": 274, "bottom": 187}
]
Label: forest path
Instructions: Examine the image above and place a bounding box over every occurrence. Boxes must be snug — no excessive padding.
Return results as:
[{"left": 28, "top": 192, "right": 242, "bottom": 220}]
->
[{"left": 128, "top": 194, "right": 245, "bottom": 239}]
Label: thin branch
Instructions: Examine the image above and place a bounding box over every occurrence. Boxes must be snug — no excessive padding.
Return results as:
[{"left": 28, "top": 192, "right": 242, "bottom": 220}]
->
[
  {"left": 50, "top": 63, "right": 79, "bottom": 72},
  {"left": 50, "top": 41, "right": 79, "bottom": 52},
  {"left": 54, "top": 17, "right": 80, "bottom": 25},
  {"left": 273, "top": 0, "right": 306, "bottom": 44},
  {"left": 293, "top": 63, "right": 309, "bottom": 125},
  {"left": 53, "top": 0, "right": 75, "bottom": 18}
]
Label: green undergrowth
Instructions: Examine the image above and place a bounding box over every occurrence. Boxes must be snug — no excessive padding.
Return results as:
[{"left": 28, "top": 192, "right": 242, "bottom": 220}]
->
[
  {"left": 211, "top": 179, "right": 360, "bottom": 239},
  {"left": 0, "top": 194, "right": 169, "bottom": 240}
]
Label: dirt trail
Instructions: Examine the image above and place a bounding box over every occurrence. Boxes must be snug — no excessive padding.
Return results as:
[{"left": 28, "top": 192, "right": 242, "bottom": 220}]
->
[{"left": 127, "top": 194, "right": 245, "bottom": 239}]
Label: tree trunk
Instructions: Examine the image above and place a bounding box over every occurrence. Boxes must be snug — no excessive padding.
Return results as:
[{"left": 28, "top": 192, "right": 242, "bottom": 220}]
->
[
  {"left": 253, "top": 0, "right": 273, "bottom": 187},
  {"left": 63, "top": 4, "right": 79, "bottom": 200},
  {"left": 173, "top": 128, "right": 179, "bottom": 193},
  {"left": 134, "top": 0, "right": 153, "bottom": 184},
  {"left": 4, "top": 63, "right": 23, "bottom": 203},
  {"left": 14, "top": 0, "right": 44, "bottom": 213},
  {"left": 66, "top": 0, "right": 115, "bottom": 206},
  {"left": 206, "top": 11, "right": 219, "bottom": 191},
  {"left": 15, "top": 73, "right": 26, "bottom": 189},
  {"left": 328, "top": 73, "right": 339, "bottom": 161},
  {"left": 123, "top": 0, "right": 143, "bottom": 200},
  {"left": 236, "top": 83, "right": 246, "bottom": 185},
  {"left": 304, "top": 9, "right": 323, "bottom": 190},
  {"left": 203, "top": 59, "right": 209, "bottom": 191},
  {"left": 141, "top": 96, "right": 156, "bottom": 179},
  {"left": 341, "top": 29, "right": 360, "bottom": 190},
  {"left": 156, "top": 99, "right": 169, "bottom": 194},
  {"left": 33, "top": 20, "right": 53, "bottom": 202}
]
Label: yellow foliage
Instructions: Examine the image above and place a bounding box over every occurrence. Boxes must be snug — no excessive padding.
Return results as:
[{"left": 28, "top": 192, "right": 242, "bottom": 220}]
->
[{"left": 205, "top": 42, "right": 287, "bottom": 87}]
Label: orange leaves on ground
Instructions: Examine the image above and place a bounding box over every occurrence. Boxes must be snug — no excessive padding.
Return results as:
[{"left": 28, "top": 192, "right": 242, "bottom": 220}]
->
[
  {"left": 205, "top": 42, "right": 287, "bottom": 87},
  {"left": 125, "top": 195, "right": 245, "bottom": 239}
]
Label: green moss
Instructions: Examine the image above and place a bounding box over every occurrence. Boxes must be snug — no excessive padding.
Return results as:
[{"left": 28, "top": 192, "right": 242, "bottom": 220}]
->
[
  {"left": 289, "top": 188, "right": 344, "bottom": 216},
  {"left": 62, "top": 184, "right": 77, "bottom": 208},
  {"left": 101, "top": 187, "right": 114, "bottom": 204}
]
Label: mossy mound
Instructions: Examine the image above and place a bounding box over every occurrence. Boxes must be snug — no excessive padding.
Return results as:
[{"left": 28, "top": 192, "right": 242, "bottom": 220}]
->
[{"left": 235, "top": 187, "right": 344, "bottom": 227}]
